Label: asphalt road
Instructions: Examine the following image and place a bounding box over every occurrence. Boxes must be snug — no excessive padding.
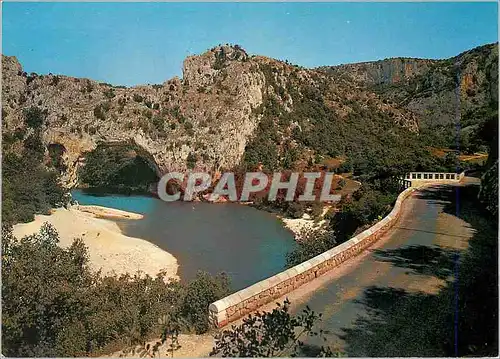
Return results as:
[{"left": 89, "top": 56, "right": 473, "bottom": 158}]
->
[{"left": 291, "top": 184, "right": 476, "bottom": 356}]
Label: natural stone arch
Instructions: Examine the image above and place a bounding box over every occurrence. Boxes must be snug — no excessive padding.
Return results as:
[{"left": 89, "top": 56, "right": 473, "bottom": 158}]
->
[
  {"left": 118, "top": 139, "right": 162, "bottom": 179},
  {"left": 77, "top": 140, "right": 161, "bottom": 193},
  {"left": 43, "top": 129, "right": 163, "bottom": 190},
  {"left": 44, "top": 130, "right": 96, "bottom": 188}
]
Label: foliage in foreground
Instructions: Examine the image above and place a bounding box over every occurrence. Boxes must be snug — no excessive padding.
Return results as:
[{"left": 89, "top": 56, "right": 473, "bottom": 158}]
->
[
  {"left": 478, "top": 159, "right": 499, "bottom": 218},
  {"left": 210, "top": 299, "right": 340, "bottom": 357},
  {"left": 2, "top": 121, "right": 67, "bottom": 225},
  {"left": 1, "top": 224, "right": 230, "bottom": 357}
]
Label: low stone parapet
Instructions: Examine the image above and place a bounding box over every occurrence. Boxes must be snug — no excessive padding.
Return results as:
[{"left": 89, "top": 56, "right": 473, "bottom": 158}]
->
[
  {"left": 209, "top": 186, "right": 417, "bottom": 328},
  {"left": 405, "top": 171, "right": 465, "bottom": 186}
]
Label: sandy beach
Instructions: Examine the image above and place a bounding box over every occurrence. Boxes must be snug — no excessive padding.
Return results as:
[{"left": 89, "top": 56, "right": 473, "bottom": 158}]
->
[
  {"left": 280, "top": 206, "right": 331, "bottom": 239},
  {"left": 281, "top": 215, "right": 328, "bottom": 239},
  {"left": 12, "top": 205, "right": 179, "bottom": 280}
]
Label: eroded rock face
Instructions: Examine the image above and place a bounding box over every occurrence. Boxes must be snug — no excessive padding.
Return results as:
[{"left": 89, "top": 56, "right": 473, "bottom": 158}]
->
[
  {"left": 327, "top": 57, "right": 438, "bottom": 87},
  {"left": 2, "top": 46, "right": 266, "bottom": 187},
  {"left": 2, "top": 44, "right": 423, "bottom": 188},
  {"left": 323, "top": 43, "right": 498, "bottom": 130}
]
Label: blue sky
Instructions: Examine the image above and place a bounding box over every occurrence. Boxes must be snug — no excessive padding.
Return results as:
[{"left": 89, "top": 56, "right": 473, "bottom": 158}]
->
[{"left": 3, "top": 2, "right": 498, "bottom": 86}]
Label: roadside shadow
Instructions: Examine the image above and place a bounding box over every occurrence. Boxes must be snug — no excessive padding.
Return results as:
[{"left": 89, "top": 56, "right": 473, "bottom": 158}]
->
[
  {"left": 339, "top": 285, "right": 452, "bottom": 357},
  {"left": 339, "top": 184, "right": 498, "bottom": 357},
  {"left": 372, "top": 245, "right": 458, "bottom": 280},
  {"left": 412, "top": 185, "right": 455, "bottom": 205}
]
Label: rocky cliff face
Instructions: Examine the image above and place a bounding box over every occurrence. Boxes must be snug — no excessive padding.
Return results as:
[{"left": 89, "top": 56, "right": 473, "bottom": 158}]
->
[
  {"left": 323, "top": 43, "right": 498, "bottom": 143},
  {"left": 2, "top": 44, "right": 422, "bottom": 187},
  {"left": 3, "top": 43, "right": 496, "bottom": 188},
  {"left": 325, "top": 57, "right": 438, "bottom": 87},
  {"left": 3, "top": 46, "right": 268, "bottom": 187}
]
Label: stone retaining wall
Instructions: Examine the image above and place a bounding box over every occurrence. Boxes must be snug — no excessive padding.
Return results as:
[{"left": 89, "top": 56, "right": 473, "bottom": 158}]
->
[
  {"left": 408, "top": 172, "right": 465, "bottom": 188},
  {"left": 405, "top": 171, "right": 465, "bottom": 184},
  {"left": 209, "top": 186, "right": 417, "bottom": 328}
]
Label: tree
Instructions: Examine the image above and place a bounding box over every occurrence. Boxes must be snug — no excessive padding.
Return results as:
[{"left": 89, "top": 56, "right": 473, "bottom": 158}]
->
[
  {"left": 2, "top": 223, "right": 93, "bottom": 356},
  {"left": 286, "top": 229, "right": 336, "bottom": 268},
  {"left": 2, "top": 129, "right": 67, "bottom": 225},
  {"left": 311, "top": 201, "right": 324, "bottom": 221},
  {"left": 181, "top": 271, "right": 230, "bottom": 334},
  {"left": 478, "top": 160, "right": 498, "bottom": 217},
  {"left": 23, "top": 106, "right": 46, "bottom": 128},
  {"left": 210, "top": 299, "right": 340, "bottom": 357},
  {"left": 2, "top": 224, "right": 231, "bottom": 357},
  {"left": 151, "top": 313, "right": 185, "bottom": 358},
  {"left": 186, "top": 152, "right": 197, "bottom": 169}
]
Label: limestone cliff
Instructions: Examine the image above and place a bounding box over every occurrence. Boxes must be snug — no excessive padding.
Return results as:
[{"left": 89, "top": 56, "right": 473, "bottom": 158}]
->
[
  {"left": 3, "top": 46, "right": 266, "bottom": 187},
  {"left": 326, "top": 57, "right": 438, "bottom": 87},
  {"left": 5, "top": 44, "right": 495, "bottom": 189},
  {"left": 2, "top": 44, "right": 421, "bottom": 187},
  {"left": 323, "top": 43, "right": 498, "bottom": 145}
]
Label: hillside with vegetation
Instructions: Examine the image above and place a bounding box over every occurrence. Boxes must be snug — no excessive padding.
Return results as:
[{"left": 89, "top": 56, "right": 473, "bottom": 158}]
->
[
  {"left": 2, "top": 42, "right": 496, "bottom": 238},
  {"left": 1, "top": 223, "right": 230, "bottom": 356},
  {"left": 4, "top": 44, "right": 496, "bottom": 224},
  {"left": 2, "top": 42, "right": 498, "bottom": 357},
  {"left": 323, "top": 43, "right": 498, "bottom": 153},
  {"left": 2, "top": 44, "right": 441, "bottom": 190},
  {"left": 4, "top": 44, "right": 496, "bottom": 187}
]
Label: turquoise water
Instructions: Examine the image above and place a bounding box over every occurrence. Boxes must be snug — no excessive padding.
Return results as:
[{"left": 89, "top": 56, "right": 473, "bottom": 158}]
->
[
  {"left": 71, "top": 190, "right": 156, "bottom": 214},
  {"left": 72, "top": 189, "right": 296, "bottom": 290}
]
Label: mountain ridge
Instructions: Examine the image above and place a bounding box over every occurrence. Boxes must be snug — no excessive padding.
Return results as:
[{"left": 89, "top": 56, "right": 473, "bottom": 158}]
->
[
  {"left": 321, "top": 42, "right": 498, "bottom": 147},
  {"left": 2, "top": 42, "right": 497, "bottom": 190}
]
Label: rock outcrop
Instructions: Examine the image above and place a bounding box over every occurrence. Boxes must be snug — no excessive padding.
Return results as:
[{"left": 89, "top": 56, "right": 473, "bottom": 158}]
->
[
  {"left": 3, "top": 43, "right": 496, "bottom": 188},
  {"left": 2, "top": 46, "right": 267, "bottom": 187},
  {"left": 323, "top": 43, "right": 498, "bottom": 132},
  {"left": 326, "top": 57, "right": 438, "bottom": 87},
  {"left": 2, "top": 45, "right": 422, "bottom": 187}
]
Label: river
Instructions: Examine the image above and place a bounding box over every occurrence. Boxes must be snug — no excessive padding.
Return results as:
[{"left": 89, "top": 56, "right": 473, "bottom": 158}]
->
[{"left": 71, "top": 189, "right": 296, "bottom": 291}]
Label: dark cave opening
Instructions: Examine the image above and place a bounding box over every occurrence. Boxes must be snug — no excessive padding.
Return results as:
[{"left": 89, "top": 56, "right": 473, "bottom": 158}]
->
[{"left": 78, "top": 142, "right": 160, "bottom": 194}]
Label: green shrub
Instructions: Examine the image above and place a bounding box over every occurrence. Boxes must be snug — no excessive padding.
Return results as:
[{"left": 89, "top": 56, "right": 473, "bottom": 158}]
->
[
  {"left": 186, "top": 152, "right": 197, "bottom": 169},
  {"left": 285, "top": 201, "right": 306, "bottom": 219},
  {"left": 211, "top": 299, "right": 337, "bottom": 357},
  {"left": 23, "top": 106, "right": 46, "bottom": 128},
  {"left": 180, "top": 272, "right": 230, "bottom": 334},
  {"left": 103, "top": 88, "right": 115, "bottom": 99},
  {"left": 310, "top": 201, "right": 324, "bottom": 221},
  {"left": 2, "top": 130, "right": 67, "bottom": 225},
  {"left": 143, "top": 109, "right": 153, "bottom": 119},
  {"left": 152, "top": 115, "right": 164, "bottom": 131},
  {"left": 285, "top": 229, "right": 336, "bottom": 268},
  {"left": 93, "top": 105, "right": 106, "bottom": 120},
  {"left": 2, "top": 224, "right": 231, "bottom": 357},
  {"left": 133, "top": 94, "right": 144, "bottom": 103}
]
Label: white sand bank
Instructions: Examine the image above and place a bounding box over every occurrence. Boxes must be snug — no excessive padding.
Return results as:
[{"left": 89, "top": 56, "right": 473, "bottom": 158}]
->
[
  {"left": 281, "top": 215, "right": 327, "bottom": 239},
  {"left": 280, "top": 206, "right": 331, "bottom": 239},
  {"left": 12, "top": 206, "right": 178, "bottom": 280}
]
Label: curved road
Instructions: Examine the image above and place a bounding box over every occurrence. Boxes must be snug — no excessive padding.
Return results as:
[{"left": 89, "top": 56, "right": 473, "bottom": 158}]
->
[
  {"left": 284, "top": 183, "right": 477, "bottom": 356},
  {"left": 192, "top": 182, "right": 479, "bottom": 357}
]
